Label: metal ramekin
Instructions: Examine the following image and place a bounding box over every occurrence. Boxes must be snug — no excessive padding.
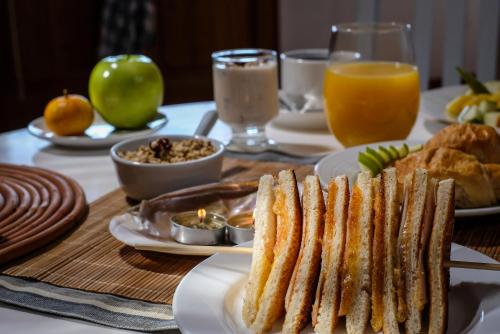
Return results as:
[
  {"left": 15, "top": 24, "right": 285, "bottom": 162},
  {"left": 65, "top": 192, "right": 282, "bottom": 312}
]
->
[
  {"left": 226, "top": 212, "right": 255, "bottom": 244},
  {"left": 170, "top": 212, "right": 226, "bottom": 245}
]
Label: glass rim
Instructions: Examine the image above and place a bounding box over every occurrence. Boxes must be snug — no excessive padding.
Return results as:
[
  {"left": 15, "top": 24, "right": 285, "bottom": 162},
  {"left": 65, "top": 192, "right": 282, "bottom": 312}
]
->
[
  {"left": 331, "top": 22, "right": 411, "bottom": 34},
  {"left": 280, "top": 48, "right": 329, "bottom": 63},
  {"left": 211, "top": 48, "right": 277, "bottom": 63}
]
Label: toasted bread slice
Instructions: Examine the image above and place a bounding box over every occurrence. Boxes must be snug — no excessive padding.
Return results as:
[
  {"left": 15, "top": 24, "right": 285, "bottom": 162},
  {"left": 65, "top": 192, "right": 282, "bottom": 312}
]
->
[
  {"left": 312, "top": 175, "right": 349, "bottom": 334},
  {"left": 339, "top": 171, "right": 374, "bottom": 334},
  {"left": 242, "top": 175, "right": 276, "bottom": 326},
  {"left": 371, "top": 177, "right": 384, "bottom": 332},
  {"left": 428, "top": 179, "right": 454, "bottom": 334},
  {"left": 400, "top": 169, "right": 429, "bottom": 334},
  {"left": 395, "top": 175, "right": 411, "bottom": 323},
  {"left": 250, "top": 170, "right": 302, "bottom": 333},
  {"left": 282, "top": 175, "right": 325, "bottom": 333},
  {"left": 380, "top": 168, "right": 402, "bottom": 334},
  {"left": 415, "top": 177, "right": 438, "bottom": 312}
]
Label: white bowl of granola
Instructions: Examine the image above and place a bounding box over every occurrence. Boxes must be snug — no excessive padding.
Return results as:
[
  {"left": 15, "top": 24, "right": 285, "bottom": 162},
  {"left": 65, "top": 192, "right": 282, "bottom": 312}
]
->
[{"left": 110, "top": 135, "right": 225, "bottom": 200}]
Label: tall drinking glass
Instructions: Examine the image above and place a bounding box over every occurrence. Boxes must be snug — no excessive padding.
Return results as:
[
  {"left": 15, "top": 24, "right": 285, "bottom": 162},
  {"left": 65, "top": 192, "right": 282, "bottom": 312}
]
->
[
  {"left": 212, "top": 49, "right": 279, "bottom": 151},
  {"left": 324, "top": 22, "right": 420, "bottom": 147}
]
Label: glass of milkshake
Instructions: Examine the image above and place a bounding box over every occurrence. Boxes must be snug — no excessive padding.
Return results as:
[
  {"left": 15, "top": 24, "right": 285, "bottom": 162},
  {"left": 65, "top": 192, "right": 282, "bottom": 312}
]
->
[{"left": 212, "top": 49, "right": 279, "bottom": 151}]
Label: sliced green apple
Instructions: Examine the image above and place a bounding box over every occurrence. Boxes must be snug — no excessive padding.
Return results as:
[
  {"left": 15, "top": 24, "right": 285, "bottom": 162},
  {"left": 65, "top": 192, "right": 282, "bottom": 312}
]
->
[
  {"left": 458, "top": 105, "right": 480, "bottom": 123},
  {"left": 478, "top": 100, "right": 496, "bottom": 115},
  {"left": 397, "top": 143, "right": 409, "bottom": 158},
  {"left": 359, "top": 161, "right": 373, "bottom": 174},
  {"left": 366, "top": 147, "right": 387, "bottom": 166},
  {"left": 484, "top": 112, "right": 500, "bottom": 127},
  {"left": 388, "top": 146, "right": 400, "bottom": 160},
  {"left": 375, "top": 148, "right": 391, "bottom": 164},
  {"left": 358, "top": 142, "right": 423, "bottom": 176},
  {"left": 409, "top": 144, "right": 423, "bottom": 153},
  {"left": 378, "top": 146, "right": 394, "bottom": 163},
  {"left": 358, "top": 152, "right": 381, "bottom": 176}
]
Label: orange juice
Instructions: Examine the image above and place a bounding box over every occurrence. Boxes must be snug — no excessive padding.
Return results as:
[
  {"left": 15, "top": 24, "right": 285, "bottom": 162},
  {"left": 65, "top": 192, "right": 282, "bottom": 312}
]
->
[{"left": 323, "top": 61, "right": 419, "bottom": 147}]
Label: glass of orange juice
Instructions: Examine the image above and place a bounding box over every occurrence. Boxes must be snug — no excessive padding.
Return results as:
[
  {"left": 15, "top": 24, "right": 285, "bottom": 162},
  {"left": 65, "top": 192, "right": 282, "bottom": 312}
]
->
[{"left": 324, "top": 22, "right": 420, "bottom": 147}]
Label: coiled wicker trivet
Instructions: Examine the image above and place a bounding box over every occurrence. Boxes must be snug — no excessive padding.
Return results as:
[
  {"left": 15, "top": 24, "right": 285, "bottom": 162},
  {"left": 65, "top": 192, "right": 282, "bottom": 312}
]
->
[{"left": 0, "top": 163, "right": 88, "bottom": 265}]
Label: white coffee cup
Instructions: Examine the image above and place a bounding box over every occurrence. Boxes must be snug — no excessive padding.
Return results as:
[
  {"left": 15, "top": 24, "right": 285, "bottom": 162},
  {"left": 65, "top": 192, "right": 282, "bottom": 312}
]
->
[{"left": 280, "top": 49, "right": 328, "bottom": 112}]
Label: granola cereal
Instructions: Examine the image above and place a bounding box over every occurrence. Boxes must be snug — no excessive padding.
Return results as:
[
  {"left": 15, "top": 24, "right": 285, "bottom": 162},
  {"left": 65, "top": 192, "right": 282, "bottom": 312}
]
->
[{"left": 118, "top": 137, "right": 216, "bottom": 164}]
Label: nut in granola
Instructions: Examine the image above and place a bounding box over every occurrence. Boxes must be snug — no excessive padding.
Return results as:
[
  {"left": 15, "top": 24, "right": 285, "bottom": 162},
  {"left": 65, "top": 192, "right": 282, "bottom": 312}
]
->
[{"left": 118, "top": 137, "right": 216, "bottom": 164}]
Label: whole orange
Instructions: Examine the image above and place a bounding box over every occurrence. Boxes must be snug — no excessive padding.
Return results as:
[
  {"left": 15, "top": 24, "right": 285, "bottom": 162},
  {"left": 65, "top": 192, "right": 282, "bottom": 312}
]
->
[{"left": 44, "top": 90, "right": 94, "bottom": 136}]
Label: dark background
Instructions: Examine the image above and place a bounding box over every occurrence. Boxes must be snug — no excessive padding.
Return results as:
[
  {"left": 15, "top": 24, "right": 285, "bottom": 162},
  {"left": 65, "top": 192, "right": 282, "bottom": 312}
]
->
[
  {"left": 0, "top": 0, "right": 278, "bottom": 132},
  {"left": 2, "top": 0, "right": 498, "bottom": 133}
]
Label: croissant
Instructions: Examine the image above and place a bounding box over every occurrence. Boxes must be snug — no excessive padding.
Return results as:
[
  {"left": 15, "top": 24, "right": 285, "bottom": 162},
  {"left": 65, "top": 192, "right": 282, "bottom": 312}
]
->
[
  {"left": 395, "top": 147, "right": 496, "bottom": 208},
  {"left": 424, "top": 123, "right": 500, "bottom": 163},
  {"left": 485, "top": 163, "right": 500, "bottom": 202},
  {"left": 395, "top": 124, "right": 500, "bottom": 208}
]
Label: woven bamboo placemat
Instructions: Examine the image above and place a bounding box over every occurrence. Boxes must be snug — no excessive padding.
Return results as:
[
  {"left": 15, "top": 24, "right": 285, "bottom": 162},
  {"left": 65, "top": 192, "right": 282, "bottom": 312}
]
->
[
  {"left": 1, "top": 158, "right": 499, "bottom": 305},
  {"left": 453, "top": 218, "right": 500, "bottom": 261},
  {"left": 1, "top": 158, "right": 313, "bottom": 304}
]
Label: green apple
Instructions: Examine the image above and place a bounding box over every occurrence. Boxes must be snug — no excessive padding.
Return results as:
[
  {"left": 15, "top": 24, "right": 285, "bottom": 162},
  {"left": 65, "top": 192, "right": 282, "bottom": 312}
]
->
[{"left": 89, "top": 55, "right": 164, "bottom": 129}]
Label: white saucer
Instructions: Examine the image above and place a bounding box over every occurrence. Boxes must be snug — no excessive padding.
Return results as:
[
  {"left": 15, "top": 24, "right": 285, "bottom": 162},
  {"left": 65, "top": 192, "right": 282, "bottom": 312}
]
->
[
  {"left": 109, "top": 213, "right": 240, "bottom": 256},
  {"left": 314, "top": 140, "right": 500, "bottom": 218},
  {"left": 173, "top": 241, "right": 500, "bottom": 334},
  {"left": 28, "top": 112, "right": 167, "bottom": 148},
  {"left": 272, "top": 109, "right": 328, "bottom": 131}
]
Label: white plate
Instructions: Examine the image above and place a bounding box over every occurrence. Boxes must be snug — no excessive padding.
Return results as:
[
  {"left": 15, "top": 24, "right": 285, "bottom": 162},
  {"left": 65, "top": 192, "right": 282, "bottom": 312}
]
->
[
  {"left": 272, "top": 109, "right": 328, "bottom": 131},
  {"left": 28, "top": 112, "right": 167, "bottom": 148},
  {"left": 314, "top": 140, "right": 500, "bottom": 218},
  {"left": 173, "top": 241, "right": 500, "bottom": 334},
  {"left": 108, "top": 213, "right": 242, "bottom": 256},
  {"left": 421, "top": 85, "right": 500, "bottom": 134},
  {"left": 421, "top": 85, "right": 468, "bottom": 120}
]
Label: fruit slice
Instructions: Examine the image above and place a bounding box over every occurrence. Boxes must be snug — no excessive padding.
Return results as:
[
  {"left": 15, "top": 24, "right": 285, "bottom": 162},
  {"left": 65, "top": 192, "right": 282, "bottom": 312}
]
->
[
  {"left": 458, "top": 105, "right": 481, "bottom": 123},
  {"left": 478, "top": 100, "right": 496, "bottom": 115},
  {"left": 397, "top": 143, "right": 409, "bottom": 158},
  {"left": 358, "top": 152, "right": 381, "bottom": 176},
  {"left": 359, "top": 161, "right": 373, "bottom": 174},
  {"left": 446, "top": 95, "right": 473, "bottom": 118},
  {"left": 359, "top": 143, "right": 423, "bottom": 176},
  {"left": 388, "top": 146, "right": 400, "bottom": 160},
  {"left": 378, "top": 146, "right": 393, "bottom": 162},
  {"left": 366, "top": 147, "right": 387, "bottom": 166},
  {"left": 484, "top": 112, "right": 500, "bottom": 127},
  {"left": 375, "top": 148, "right": 391, "bottom": 164},
  {"left": 409, "top": 144, "right": 423, "bottom": 153}
]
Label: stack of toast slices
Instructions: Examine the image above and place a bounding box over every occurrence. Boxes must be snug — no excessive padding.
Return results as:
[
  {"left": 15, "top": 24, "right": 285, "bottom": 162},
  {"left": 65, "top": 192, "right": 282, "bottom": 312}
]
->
[{"left": 242, "top": 168, "right": 455, "bottom": 334}]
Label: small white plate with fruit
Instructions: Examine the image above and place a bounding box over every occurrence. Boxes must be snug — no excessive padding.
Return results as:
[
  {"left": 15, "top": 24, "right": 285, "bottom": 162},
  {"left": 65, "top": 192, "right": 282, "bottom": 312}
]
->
[
  {"left": 28, "top": 55, "right": 167, "bottom": 148},
  {"left": 422, "top": 68, "right": 500, "bottom": 133},
  {"left": 28, "top": 112, "right": 167, "bottom": 149},
  {"left": 315, "top": 140, "right": 500, "bottom": 218}
]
